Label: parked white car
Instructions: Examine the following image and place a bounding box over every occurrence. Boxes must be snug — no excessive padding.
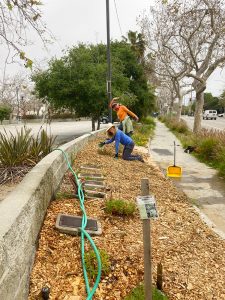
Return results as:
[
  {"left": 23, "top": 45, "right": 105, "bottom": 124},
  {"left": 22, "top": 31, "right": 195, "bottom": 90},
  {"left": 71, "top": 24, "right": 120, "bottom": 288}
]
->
[
  {"left": 203, "top": 110, "right": 217, "bottom": 120},
  {"left": 218, "top": 113, "right": 224, "bottom": 117}
]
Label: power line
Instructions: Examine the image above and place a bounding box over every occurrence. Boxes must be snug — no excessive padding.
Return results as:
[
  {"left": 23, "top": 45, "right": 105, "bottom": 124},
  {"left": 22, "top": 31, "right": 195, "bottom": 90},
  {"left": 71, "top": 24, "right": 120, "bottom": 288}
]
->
[{"left": 113, "top": 0, "right": 123, "bottom": 36}]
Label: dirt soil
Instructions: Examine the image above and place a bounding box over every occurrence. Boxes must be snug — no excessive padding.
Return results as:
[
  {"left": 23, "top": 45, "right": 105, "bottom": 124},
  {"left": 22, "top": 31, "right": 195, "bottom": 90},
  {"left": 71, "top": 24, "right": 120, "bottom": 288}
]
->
[{"left": 29, "top": 137, "right": 225, "bottom": 300}]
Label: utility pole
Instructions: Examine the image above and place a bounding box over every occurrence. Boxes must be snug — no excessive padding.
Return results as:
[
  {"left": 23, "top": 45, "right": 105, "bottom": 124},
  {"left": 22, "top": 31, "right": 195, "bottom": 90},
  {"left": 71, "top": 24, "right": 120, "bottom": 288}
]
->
[{"left": 106, "top": 0, "right": 112, "bottom": 123}]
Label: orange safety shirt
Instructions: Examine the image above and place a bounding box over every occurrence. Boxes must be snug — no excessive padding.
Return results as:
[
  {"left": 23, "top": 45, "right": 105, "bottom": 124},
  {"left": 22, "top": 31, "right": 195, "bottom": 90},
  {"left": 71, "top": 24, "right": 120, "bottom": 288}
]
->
[{"left": 117, "top": 105, "right": 138, "bottom": 122}]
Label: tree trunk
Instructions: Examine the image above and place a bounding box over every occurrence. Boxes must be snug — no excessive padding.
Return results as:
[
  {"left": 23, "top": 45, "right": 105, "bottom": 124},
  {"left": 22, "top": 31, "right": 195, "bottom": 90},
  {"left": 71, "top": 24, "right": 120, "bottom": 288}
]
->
[
  {"left": 193, "top": 91, "right": 204, "bottom": 133},
  {"left": 91, "top": 117, "right": 95, "bottom": 131},
  {"left": 97, "top": 118, "right": 100, "bottom": 130},
  {"left": 176, "top": 94, "right": 182, "bottom": 122}
]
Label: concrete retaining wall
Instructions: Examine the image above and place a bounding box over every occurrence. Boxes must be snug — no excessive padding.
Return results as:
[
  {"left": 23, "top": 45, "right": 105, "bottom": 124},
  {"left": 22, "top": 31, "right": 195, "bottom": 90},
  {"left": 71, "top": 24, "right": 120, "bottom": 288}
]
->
[{"left": 0, "top": 130, "right": 103, "bottom": 300}]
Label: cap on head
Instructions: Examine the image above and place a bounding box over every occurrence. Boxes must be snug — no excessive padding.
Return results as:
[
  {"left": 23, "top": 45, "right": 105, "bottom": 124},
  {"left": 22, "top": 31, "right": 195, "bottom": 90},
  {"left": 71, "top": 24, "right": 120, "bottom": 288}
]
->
[
  {"left": 112, "top": 103, "right": 117, "bottom": 108},
  {"left": 106, "top": 123, "right": 115, "bottom": 132}
]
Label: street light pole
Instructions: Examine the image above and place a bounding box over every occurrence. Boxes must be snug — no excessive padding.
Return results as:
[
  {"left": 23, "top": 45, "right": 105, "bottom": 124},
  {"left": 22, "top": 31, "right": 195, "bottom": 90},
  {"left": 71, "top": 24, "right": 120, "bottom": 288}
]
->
[{"left": 106, "top": 0, "right": 112, "bottom": 123}]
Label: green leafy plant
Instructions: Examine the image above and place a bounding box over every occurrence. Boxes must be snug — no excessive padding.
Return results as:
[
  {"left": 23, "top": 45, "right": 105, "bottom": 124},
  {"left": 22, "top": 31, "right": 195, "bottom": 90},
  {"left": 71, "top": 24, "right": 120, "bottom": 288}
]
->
[
  {"left": 85, "top": 249, "right": 110, "bottom": 279},
  {"left": 132, "top": 119, "right": 155, "bottom": 146},
  {"left": 141, "top": 116, "right": 156, "bottom": 126},
  {"left": 124, "top": 284, "right": 168, "bottom": 300},
  {"left": 0, "top": 105, "right": 11, "bottom": 124},
  {"left": 105, "top": 199, "right": 136, "bottom": 216}
]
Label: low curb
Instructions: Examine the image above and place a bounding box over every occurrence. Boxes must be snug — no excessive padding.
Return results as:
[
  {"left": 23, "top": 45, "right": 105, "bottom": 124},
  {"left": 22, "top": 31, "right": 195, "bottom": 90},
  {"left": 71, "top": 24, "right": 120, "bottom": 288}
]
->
[{"left": 0, "top": 129, "right": 103, "bottom": 300}]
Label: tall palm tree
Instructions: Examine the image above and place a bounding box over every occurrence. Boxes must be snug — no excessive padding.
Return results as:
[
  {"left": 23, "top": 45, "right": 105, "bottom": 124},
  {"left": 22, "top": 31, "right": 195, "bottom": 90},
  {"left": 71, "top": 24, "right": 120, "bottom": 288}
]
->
[{"left": 123, "top": 31, "right": 146, "bottom": 64}]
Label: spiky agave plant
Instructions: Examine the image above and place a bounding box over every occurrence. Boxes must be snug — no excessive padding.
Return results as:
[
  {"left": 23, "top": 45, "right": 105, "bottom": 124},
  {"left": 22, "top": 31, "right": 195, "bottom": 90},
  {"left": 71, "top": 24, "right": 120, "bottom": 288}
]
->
[
  {"left": 0, "top": 127, "right": 33, "bottom": 167},
  {"left": 0, "top": 126, "right": 57, "bottom": 184}
]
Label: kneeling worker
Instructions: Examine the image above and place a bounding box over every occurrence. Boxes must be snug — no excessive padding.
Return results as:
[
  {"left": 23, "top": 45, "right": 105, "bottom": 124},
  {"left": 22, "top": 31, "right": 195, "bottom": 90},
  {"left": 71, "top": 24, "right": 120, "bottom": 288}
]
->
[{"left": 99, "top": 123, "right": 144, "bottom": 162}]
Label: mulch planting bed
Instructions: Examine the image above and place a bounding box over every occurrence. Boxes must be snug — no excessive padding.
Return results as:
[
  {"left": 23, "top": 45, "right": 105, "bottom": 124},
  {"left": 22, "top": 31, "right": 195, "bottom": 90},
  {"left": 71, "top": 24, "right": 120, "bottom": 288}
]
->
[{"left": 29, "top": 137, "right": 225, "bottom": 300}]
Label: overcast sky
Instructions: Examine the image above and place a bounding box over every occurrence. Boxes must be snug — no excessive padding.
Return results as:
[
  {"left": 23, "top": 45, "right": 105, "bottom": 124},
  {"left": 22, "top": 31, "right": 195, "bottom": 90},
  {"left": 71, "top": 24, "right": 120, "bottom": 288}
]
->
[{"left": 1, "top": 0, "right": 225, "bottom": 96}]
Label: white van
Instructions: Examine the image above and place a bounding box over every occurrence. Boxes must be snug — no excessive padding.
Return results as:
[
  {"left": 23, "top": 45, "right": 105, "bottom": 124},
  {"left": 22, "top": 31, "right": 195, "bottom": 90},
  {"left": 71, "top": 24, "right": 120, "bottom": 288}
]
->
[{"left": 203, "top": 110, "right": 217, "bottom": 120}]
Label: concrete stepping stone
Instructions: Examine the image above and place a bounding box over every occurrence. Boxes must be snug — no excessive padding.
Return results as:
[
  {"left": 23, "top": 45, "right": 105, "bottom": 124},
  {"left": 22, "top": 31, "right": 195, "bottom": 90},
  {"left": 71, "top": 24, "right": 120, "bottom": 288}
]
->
[
  {"left": 80, "top": 165, "right": 101, "bottom": 172},
  {"left": 85, "top": 190, "right": 106, "bottom": 199},
  {"left": 78, "top": 165, "right": 107, "bottom": 199},
  {"left": 56, "top": 214, "right": 102, "bottom": 236}
]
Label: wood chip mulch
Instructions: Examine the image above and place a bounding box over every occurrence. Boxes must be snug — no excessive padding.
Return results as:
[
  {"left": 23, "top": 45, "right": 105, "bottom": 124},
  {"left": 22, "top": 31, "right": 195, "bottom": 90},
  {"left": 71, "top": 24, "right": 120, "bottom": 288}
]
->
[{"left": 28, "top": 137, "right": 225, "bottom": 300}]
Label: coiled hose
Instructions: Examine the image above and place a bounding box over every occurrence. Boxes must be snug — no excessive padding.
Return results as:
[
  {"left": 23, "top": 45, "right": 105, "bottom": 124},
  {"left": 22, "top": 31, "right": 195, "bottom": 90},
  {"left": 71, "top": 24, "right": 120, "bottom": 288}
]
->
[{"left": 54, "top": 149, "right": 102, "bottom": 299}]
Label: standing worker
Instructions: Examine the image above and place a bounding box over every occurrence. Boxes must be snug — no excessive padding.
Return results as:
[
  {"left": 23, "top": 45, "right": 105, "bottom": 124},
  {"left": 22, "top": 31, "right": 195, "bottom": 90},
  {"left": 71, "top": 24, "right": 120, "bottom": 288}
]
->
[
  {"left": 109, "top": 97, "right": 139, "bottom": 136},
  {"left": 99, "top": 123, "right": 144, "bottom": 162}
]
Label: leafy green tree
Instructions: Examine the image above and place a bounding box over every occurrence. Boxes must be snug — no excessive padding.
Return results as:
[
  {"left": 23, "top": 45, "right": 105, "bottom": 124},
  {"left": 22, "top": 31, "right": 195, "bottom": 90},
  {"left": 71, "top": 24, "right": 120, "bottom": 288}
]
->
[
  {"left": 33, "top": 44, "right": 129, "bottom": 130},
  {"left": 123, "top": 31, "right": 146, "bottom": 63},
  {"left": 33, "top": 42, "right": 155, "bottom": 129},
  {"left": 111, "top": 41, "right": 155, "bottom": 117},
  {"left": 219, "top": 90, "right": 225, "bottom": 113},
  {"left": 0, "top": 105, "right": 11, "bottom": 124},
  {"left": 204, "top": 93, "right": 220, "bottom": 111}
]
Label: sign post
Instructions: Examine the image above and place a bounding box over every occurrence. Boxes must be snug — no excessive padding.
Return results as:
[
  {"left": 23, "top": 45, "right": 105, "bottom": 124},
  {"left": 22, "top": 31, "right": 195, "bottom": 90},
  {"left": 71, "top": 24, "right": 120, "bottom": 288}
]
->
[{"left": 137, "top": 179, "right": 158, "bottom": 300}]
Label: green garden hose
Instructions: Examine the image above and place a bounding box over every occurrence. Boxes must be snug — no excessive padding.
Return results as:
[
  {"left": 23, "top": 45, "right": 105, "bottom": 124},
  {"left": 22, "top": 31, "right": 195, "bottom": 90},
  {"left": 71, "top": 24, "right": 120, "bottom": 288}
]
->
[{"left": 53, "top": 149, "right": 102, "bottom": 299}]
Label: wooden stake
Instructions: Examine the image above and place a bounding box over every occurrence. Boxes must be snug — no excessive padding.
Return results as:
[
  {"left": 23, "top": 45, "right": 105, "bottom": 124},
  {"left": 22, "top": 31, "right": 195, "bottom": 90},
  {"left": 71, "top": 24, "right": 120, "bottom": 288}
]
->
[
  {"left": 157, "top": 262, "right": 163, "bottom": 291},
  {"left": 141, "top": 178, "right": 152, "bottom": 300}
]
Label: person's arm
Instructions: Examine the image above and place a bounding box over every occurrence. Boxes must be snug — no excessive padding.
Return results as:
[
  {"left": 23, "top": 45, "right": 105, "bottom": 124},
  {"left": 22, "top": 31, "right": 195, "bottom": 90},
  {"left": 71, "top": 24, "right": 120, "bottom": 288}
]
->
[
  {"left": 114, "top": 132, "right": 120, "bottom": 155},
  {"left": 122, "top": 106, "right": 139, "bottom": 121},
  {"left": 104, "top": 136, "right": 115, "bottom": 144}
]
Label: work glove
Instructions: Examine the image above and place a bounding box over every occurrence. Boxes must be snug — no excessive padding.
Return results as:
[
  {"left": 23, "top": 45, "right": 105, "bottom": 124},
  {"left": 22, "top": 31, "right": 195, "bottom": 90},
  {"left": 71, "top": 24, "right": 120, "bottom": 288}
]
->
[
  {"left": 98, "top": 141, "right": 105, "bottom": 148},
  {"left": 114, "top": 153, "right": 119, "bottom": 159}
]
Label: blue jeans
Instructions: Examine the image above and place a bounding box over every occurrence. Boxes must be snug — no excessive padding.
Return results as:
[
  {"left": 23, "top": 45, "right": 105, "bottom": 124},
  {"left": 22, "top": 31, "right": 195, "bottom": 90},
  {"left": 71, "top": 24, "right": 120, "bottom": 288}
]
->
[{"left": 122, "top": 142, "right": 142, "bottom": 161}]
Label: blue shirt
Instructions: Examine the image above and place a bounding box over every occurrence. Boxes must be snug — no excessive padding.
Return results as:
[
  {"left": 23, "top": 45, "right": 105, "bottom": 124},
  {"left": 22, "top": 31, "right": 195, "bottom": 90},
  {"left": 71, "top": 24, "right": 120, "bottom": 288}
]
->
[{"left": 105, "top": 129, "right": 133, "bottom": 154}]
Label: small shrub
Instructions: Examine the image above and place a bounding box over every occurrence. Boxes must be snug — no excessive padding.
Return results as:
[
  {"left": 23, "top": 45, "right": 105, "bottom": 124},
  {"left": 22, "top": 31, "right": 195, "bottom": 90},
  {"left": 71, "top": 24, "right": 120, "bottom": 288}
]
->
[
  {"left": 125, "top": 284, "right": 168, "bottom": 300},
  {"left": 0, "top": 105, "right": 11, "bottom": 123},
  {"left": 215, "top": 149, "right": 225, "bottom": 177},
  {"left": 197, "top": 138, "right": 218, "bottom": 160},
  {"left": 85, "top": 249, "right": 110, "bottom": 279},
  {"left": 132, "top": 134, "right": 148, "bottom": 146},
  {"left": 141, "top": 116, "right": 156, "bottom": 126},
  {"left": 105, "top": 199, "right": 136, "bottom": 216},
  {"left": 164, "top": 117, "right": 189, "bottom": 134},
  {"left": 133, "top": 121, "right": 155, "bottom": 146}
]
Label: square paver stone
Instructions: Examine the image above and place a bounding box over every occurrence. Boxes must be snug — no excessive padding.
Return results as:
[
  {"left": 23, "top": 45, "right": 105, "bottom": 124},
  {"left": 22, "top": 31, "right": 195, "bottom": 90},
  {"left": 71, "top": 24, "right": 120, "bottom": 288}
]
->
[{"left": 56, "top": 214, "right": 102, "bottom": 236}]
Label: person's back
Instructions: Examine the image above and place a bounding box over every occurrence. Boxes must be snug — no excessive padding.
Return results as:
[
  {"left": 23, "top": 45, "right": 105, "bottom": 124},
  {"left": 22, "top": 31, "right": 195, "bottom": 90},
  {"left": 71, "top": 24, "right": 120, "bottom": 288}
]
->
[
  {"left": 100, "top": 124, "right": 144, "bottom": 162},
  {"left": 114, "top": 129, "right": 133, "bottom": 146}
]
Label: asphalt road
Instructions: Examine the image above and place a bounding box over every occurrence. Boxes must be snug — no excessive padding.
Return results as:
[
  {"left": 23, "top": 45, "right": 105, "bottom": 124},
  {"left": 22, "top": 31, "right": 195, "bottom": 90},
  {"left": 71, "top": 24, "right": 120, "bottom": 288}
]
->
[
  {"left": 182, "top": 115, "right": 225, "bottom": 131},
  {"left": 0, "top": 120, "right": 108, "bottom": 145}
]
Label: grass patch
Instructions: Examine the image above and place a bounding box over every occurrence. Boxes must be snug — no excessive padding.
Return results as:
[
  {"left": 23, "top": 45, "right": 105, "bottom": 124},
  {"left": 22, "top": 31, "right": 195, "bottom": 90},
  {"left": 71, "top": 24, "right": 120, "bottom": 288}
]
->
[
  {"left": 132, "top": 116, "right": 155, "bottom": 146},
  {"left": 124, "top": 284, "right": 168, "bottom": 300},
  {"left": 84, "top": 249, "right": 110, "bottom": 279},
  {"left": 55, "top": 191, "right": 75, "bottom": 200},
  {"left": 159, "top": 116, "right": 225, "bottom": 178},
  {"left": 105, "top": 199, "right": 136, "bottom": 216}
]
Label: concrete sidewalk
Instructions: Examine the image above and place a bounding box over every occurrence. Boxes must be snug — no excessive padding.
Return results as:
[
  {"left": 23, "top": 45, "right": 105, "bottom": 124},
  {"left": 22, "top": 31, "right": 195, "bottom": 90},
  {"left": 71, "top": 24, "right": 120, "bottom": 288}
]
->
[{"left": 149, "top": 121, "right": 225, "bottom": 239}]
